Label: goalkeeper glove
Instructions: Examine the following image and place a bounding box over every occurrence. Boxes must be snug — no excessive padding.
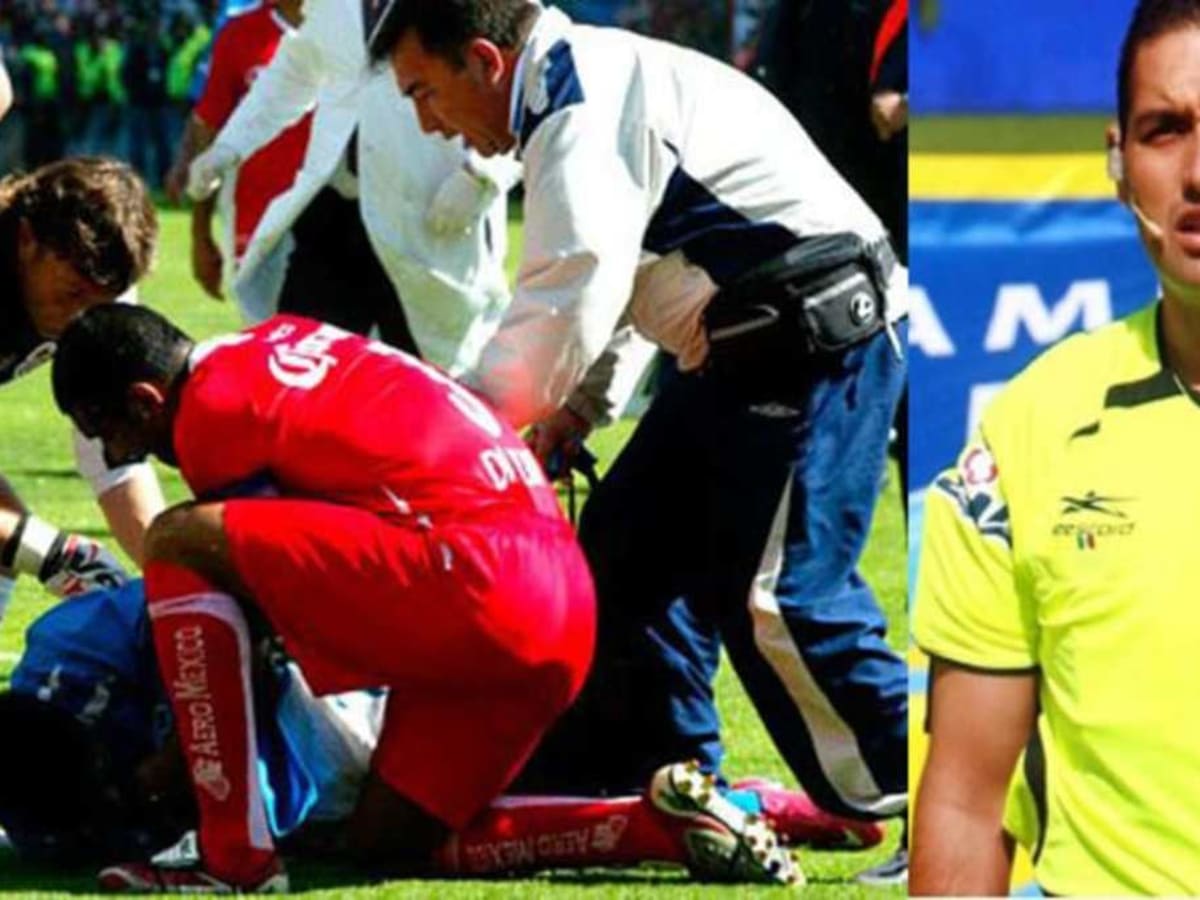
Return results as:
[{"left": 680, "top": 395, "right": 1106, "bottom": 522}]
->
[{"left": 1, "top": 513, "right": 129, "bottom": 599}]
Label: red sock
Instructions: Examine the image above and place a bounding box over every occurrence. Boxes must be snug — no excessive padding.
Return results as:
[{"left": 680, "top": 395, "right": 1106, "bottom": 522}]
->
[
  {"left": 144, "top": 561, "right": 276, "bottom": 885},
  {"left": 434, "top": 795, "right": 688, "bottom": 875}
]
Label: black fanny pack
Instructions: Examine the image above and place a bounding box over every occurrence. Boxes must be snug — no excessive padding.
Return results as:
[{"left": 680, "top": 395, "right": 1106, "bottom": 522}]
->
[{"left": 703, "top": 234, "right": 895, "bottom": 373}]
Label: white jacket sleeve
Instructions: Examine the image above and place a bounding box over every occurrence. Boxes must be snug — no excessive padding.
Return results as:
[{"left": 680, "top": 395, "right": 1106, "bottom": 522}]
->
[
  {"left": 464, "top": 107, "right": 657, "bottom": 429},
  {"left": 214, "top": 22, "right": 327, "bottom": 162}
]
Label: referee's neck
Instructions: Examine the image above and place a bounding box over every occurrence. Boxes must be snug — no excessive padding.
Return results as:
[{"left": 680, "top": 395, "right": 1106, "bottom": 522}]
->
[{"left": 1160, "top": 293, "right": 1200, "bottom": 392}]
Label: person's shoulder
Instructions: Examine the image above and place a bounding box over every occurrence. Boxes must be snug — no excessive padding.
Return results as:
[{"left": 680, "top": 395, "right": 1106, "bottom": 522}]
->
[
  {"left": 516, "top": 12, "right": 591, "bottom": 150},
  {"left": 179, "top": 328, "right": 263, "bottom": 418},
  {"left": 224, "top": 0, "right": 271, "bottom": 24},
  {"left": 985, "top": 304, "right": 1159, "bottom": 441},
  {"left": 563, "top": 17, "right": 720, "bottom": 89},
  {"left": 1027, "top": 303, "right": 1154, "bottom": 375},
  {"left": 0, "top": 288, "right": 52, "bottom": 387},
  {"left": 217, "top": 1, "right": 274, "bottom": 40}
]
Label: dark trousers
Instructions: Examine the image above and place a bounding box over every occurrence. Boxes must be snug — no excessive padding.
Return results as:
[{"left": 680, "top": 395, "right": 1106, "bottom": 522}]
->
[
  {"left": 24, "top": 101, "right": 64, "bottom": 167},
  {"left": 128, "top": 103, "right": 172, "bottom": 189},
  {"left": 520, "top": 325, "right": 908, "bottom": 821},
  {"left": 278, "top": 187, "right": 417, "bottom": 354}
]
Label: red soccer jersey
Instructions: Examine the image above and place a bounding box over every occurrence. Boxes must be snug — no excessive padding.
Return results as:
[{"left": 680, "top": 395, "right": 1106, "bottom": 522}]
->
[
  {"left": 173, "top": 316, "right": 566, "bottom": 525},
  {"left": 194, "top": 2, "right": 312, "bottom": 259}
]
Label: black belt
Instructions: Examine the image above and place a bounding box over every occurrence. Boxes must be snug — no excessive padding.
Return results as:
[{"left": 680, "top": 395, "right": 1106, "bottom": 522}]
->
[
  {"left": 700, "top": 233, "right": 897, "bottom": 396},
  {"left": 700, "top": 232, "right": 892, "bottom": 367}
]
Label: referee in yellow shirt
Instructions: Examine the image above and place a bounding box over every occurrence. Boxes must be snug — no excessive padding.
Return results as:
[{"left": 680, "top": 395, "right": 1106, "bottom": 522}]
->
[{"left": 912, "top": 0, "right": 1200, "bottom": 894}]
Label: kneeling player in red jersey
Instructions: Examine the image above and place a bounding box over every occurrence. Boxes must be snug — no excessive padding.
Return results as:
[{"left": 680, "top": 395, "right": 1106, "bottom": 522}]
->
[{"left": 51, "top": 306, "right": 800, "bottom": 892}]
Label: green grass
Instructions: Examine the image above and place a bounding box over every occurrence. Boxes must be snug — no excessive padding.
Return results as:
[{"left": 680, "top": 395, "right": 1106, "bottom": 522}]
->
[{"left": 0, "top": 208, "right": 907, "bottom": 896}]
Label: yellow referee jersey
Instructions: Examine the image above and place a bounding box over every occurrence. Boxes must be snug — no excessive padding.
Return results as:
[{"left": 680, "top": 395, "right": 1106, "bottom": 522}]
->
[{"left": 915, "top": 302, "right": 1200, "bottom": 895}]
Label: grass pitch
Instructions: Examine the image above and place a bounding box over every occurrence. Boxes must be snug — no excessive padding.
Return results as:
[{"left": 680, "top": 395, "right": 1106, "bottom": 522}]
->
[{"left": 0, "top": 208, "right": 907, "bottom": 897}]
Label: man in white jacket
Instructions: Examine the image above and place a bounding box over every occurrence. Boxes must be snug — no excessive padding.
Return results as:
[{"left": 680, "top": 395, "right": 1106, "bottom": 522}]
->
[
  {"left": 188, "top": 0, "right": 519, "bottom": 373},
  {"left": 371, "top": 0, "right": 910, "bottom": 882}
]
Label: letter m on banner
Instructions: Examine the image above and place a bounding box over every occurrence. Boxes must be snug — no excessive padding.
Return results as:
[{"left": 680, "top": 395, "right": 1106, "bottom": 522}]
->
[{"left": 984, "top": 279, "right": 1112, "bottom": 351}]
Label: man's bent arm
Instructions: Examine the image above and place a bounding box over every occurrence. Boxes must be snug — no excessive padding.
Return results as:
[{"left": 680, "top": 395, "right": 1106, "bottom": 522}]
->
[
  {"left": 190, "top": 190, "right": 224, "bottom": 300},
  {"left": 75, "top": 430, "right": 165, "bottom": 565},
  {"left": 464, "top": 109, "right": 656, "bottom": 428},
  {"left": 97, "top": 468, "right": 166, "bottom": 566},
  {"left": 212, "top": 22, "right": 325, "bottom": 164},
  {"left": 167, "top": 114, "right": 218, "bottom": 203},
  {"left": 911, "top": 659, "right": 1037, "bottom": 896},
  {"left": 561, "top": 319, "right": 657, "bottom": 427}
]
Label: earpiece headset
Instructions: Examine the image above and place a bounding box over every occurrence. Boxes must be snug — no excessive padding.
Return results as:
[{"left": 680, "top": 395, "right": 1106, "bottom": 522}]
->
[
  {"left": 1109, "top": 133, "right": 1166, "bottom": 241},
  {"left": 1106, "top": 142, "right": 1124, "bottom": 182}
]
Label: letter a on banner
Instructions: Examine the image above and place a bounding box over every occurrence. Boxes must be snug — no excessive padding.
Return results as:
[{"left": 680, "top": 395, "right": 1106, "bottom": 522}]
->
[{"left": 909, "top": 285, "right": 956, "bottom": 357}]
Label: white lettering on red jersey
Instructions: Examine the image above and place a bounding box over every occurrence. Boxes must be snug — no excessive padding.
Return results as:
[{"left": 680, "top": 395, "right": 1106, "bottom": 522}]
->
[{"left": 175, "top": 316, "right": 563, "bottom": 524}]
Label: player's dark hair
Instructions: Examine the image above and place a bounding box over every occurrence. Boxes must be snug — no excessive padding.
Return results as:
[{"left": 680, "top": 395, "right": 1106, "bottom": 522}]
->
[
  {"left": 0, "top": 157, "right": 157, "bottom": 292},
  {"left": 368, "top": 0, "right": 540, "bottom": 66},
  {"left": 51, "top": 304, "right": 193, "bottom": 424},
  {"left": 1118, "top": 0, "right": 1200, "bottom": 137},
  {"left": 0, "top": 692, "right": 136, "bottom": 863},
  {"left": 0, "top": 691, "right": 188, "bottom": 863}
]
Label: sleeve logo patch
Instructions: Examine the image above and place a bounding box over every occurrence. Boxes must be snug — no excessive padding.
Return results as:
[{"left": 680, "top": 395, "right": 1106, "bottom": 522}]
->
[
  {"left": 963, "top": 447, "right": 998, "bottom": 486},
  {"left": 934, "top": 441, "right": 1012, "bottom": 549}
]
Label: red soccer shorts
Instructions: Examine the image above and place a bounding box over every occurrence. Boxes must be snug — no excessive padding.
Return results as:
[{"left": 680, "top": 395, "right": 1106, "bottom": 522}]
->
[{"left": 221, "top": 498, "right": 595, "bottom": 829}]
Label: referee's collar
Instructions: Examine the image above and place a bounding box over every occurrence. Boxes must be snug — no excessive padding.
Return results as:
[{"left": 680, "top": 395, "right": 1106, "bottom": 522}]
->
[
  {"left": 1103, "top": 302, "right": 1200, "bottom": 410},
  {"left": 1154, "top": 301, "right": 1200, "bottom": 408}
]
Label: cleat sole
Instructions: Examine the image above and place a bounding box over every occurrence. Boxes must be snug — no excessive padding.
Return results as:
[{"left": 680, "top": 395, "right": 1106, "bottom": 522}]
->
[{"left": 650, "top": 762, "right": 804, "bottom": 887}]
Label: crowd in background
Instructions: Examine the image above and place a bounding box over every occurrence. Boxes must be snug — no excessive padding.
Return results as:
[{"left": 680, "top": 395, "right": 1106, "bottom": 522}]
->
[
  {"left": 0, "top": 0, "right": 904, "bottom": 252},
  {"left": 0, "top": 0, "right": 772, "bottom": 187},
  {"left": 0, "top": 0, "right": 217, "bottom": 182}
]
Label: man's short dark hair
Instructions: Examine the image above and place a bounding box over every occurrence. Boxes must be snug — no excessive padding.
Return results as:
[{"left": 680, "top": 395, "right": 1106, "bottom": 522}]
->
[
  {"left": 368, "top": 0, "right": 539, "bottom": 66},
  {"left": 1118, "top": 0, "right": 1200, "bottom": 138},
  {"left": 52, "top": 304, "right": 192, "bottom": 425}
]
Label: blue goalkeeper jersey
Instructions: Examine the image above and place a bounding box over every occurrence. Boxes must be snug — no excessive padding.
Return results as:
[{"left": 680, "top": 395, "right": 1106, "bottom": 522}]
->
[
  {"left": 11, "top": 580, "right": 168, "bottom": 778},
  {"left": 11, "top": 580, "right": 321, "bottom": 837}
]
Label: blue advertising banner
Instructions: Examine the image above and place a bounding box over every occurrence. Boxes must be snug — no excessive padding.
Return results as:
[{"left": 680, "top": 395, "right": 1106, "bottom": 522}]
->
[
  {"left": 910, "top": 197, "right": 1156, "bottom": 492},
  {"left": 913, "top": 3, "right": 1129, "bottom": 113}
]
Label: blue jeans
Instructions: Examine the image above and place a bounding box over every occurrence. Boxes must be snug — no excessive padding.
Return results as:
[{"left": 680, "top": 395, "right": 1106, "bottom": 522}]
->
[{"left": 519, "top": 324, "right": 907, "bottom": 819}]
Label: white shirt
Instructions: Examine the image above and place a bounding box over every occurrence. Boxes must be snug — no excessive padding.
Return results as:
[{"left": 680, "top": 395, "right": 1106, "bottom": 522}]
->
[
  {"left": 467, "top": 7, "right": 907, "bottom": 428},
  {"left": 211, "top": 0, "right": 519, "bottom": 374}
]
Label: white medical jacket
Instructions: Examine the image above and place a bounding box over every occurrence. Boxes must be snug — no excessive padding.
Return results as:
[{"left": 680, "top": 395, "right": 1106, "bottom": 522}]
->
[
  {"left": 468, "top": 7, "right": 908, "bottom": 428},
  {"left": 211, "top": 0, "right": 518, "bottom": 374}
]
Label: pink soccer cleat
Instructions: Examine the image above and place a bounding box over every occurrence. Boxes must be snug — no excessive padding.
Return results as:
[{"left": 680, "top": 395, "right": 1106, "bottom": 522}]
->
[
  {"left": 733, "top": 778, "right": 886, "bottom": 849},
  {"left": 651, "top": 761, "right": 803, "bottom": 886}
]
